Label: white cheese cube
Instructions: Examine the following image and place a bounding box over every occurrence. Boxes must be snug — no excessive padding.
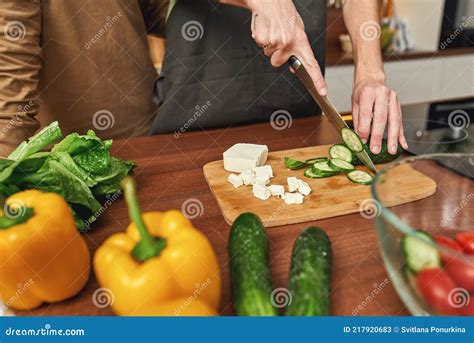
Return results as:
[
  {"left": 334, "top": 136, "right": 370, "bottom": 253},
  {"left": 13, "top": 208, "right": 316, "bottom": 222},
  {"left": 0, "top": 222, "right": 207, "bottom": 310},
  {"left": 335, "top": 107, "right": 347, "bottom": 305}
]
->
[
  {"left": 240, "top": 170, "right": 255, "bottom": 186},
  {"left": 287, "top": 177, "right": 300, "bottom": 192},
  {"left": 297, "top": 180, "right": 312, "bottom": 196},
  {"left": 253, "top": 165, "right": 274, "bottom": 179},
  {"left": 223, "top": 144, "right": 268, "bottom": 173},
  {"left": 253, "top": 175, "right": 270, "bottom": 186},
  {"left": 252, "top": 184, "right": 271, "bottom": 201},
  {"left": 284, "top": 192, "right": 304, "bottom": 205},
  {"left": 228, "top": 173, "right": 243, "bottom": 188},
  {"left": 269, "top": 185, "right": 285, "bottom": 198}
]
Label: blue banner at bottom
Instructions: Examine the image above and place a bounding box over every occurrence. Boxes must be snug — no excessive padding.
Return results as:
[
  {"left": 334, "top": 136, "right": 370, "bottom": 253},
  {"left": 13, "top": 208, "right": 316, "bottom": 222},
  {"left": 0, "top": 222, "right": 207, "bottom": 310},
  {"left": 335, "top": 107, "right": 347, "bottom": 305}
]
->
[{"left": 0, "top": 316, "right": 472, "bottom": 343}]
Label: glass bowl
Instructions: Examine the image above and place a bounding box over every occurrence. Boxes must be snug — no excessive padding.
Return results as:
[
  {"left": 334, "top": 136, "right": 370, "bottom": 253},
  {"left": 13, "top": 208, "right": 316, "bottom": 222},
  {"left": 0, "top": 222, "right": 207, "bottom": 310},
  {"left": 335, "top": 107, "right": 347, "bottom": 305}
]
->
[{"left": 371, "top": 153, "right": 474, "bottom": 316}]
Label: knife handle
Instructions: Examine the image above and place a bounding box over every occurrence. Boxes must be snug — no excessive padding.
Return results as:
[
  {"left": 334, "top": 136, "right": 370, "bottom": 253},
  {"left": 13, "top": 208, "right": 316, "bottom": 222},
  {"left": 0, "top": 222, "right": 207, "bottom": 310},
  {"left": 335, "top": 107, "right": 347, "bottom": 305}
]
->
[{"left": 288, "top": 55, "right": 302, "bottom": 71}]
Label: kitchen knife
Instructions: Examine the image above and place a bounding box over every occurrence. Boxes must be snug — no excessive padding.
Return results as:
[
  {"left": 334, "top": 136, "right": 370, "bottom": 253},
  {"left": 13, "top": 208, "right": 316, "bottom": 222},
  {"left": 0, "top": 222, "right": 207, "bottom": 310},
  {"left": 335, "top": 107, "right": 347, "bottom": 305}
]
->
[{"left": 288, "top": 55, "right": 377, "bottom": 173}]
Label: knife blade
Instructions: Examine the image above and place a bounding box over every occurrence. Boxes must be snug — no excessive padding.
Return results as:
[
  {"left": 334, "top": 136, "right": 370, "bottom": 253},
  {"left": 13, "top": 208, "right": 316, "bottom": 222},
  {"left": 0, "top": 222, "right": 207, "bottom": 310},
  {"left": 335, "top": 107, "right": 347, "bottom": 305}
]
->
[{"left": 288, "top": 55, "right": 377, "bottom": 173}]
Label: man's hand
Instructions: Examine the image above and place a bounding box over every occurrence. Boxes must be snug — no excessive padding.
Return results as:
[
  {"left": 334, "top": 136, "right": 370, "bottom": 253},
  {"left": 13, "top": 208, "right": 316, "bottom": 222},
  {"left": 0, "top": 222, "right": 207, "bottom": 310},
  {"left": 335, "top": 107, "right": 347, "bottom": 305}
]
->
[
  {"left": 245, "top": 0, "right": 327, "bottom": 96},
  {"left": 343, "top": 0, "right": 408, "bottom": 154},
  {"left": 352, "top": 72, "right": 408, "bottom": 155}
]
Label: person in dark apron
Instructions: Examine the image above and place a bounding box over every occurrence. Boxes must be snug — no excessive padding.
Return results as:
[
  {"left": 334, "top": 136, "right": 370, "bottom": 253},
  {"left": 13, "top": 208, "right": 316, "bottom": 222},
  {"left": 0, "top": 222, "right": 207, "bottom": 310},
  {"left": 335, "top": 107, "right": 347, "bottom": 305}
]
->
[{"left": 151, "top": 0, "right": 408, "bottom": 155}]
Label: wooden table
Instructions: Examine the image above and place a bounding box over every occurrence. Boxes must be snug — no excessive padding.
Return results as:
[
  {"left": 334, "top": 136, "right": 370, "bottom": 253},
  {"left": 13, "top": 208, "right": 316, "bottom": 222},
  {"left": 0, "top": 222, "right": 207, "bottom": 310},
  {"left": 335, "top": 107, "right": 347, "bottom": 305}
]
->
[{"left": 17, "top": 116, "right": 411, "bottom": 316}]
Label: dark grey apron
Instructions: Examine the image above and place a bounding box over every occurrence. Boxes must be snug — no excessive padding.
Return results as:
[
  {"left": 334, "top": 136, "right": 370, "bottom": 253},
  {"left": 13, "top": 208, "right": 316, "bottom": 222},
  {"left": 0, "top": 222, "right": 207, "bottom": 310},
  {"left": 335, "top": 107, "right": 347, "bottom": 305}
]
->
[{"left": 150, "top": 0, "right": 327, "bottom": 135}]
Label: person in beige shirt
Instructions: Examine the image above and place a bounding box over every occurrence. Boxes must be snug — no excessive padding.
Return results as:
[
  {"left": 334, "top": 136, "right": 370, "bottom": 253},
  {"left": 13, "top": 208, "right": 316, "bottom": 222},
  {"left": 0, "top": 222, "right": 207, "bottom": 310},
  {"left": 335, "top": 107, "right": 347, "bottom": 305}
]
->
[{"left": 0, "top": 0, "right": 166, "bottom": 156}]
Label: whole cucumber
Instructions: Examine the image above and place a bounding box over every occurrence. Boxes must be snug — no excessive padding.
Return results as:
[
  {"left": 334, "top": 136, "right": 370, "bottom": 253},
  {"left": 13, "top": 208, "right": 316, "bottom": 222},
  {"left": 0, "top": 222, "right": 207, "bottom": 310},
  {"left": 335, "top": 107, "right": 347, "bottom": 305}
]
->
[
  {"left": 228, "top": 212, "right": 278, "bottom": 316},
  {"left": 285, "top": 227, "right": 332, "bottom": 316},
  {"left": 351, "top": 139, "right": 403, "bottom": 165}
]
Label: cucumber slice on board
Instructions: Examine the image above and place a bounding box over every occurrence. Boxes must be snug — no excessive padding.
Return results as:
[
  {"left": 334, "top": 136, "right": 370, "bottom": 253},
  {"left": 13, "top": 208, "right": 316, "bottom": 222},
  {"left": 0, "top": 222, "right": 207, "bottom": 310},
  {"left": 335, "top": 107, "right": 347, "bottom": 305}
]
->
[
  {"left": 284, "top": 157, "right": 306, "bottom": 170},
  {"left": 312, "top": 161, "right": 337, "bottom": 174},
  {"left": 304, "top": 167, "right": 334, "bottom": 179},
  {"left": 402, "top": 231, "right": 441, "bottom": 273},
  {"left": 341, "top": 128, "right": 364, "bottom": 153},
  {"left": 304, "top": 157, "right": 328, "bottom": 165},
  {"left": 347, "top": 170, "right": 373, "bottom": 185},
  {"left": 328, "top": 159, "right": 355, "bottom": 173},
  {"left": 329, "top": 144, "right": 353, "bottom": 163}
]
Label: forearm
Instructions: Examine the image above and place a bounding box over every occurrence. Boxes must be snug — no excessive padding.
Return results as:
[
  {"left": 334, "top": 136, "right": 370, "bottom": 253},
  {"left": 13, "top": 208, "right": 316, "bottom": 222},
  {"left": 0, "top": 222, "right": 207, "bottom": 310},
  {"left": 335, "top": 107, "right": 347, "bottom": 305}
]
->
[{"left": 343, "top": 0, "right": 385, "bottom": 81}]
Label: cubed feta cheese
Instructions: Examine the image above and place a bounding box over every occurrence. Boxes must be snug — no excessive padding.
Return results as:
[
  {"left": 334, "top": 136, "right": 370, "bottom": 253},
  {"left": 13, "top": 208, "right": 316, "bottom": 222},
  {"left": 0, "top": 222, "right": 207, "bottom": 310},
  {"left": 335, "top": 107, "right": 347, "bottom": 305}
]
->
[
  {"left": 252, "top": 184, "right": 271, "bottom": 200},
  {"left": 284, "top": 192, "right": 304, "bottom": 205},
  {"left": 253, "top": 175, "right": 270, "bottom": 186},
  {"left": 253, "top": 165, "right": 274, "bottom": 179},
  {"left": 269, "top": 185, "right": 285, "bottom": 198},
  {"left": 223, "top": 144, "right": 268, "bottom": 173},
  {"left": 297, "top": 180, "right": 312, "bottom": 196},
  {"left": 287, "top": 177, "right": 299, "bottom": 192},
  {"left": 228, "top": 173, "right": 243, "bottom": 188},
  {"left": 240, "top": 170, "right": 255, "bottom": 186}
]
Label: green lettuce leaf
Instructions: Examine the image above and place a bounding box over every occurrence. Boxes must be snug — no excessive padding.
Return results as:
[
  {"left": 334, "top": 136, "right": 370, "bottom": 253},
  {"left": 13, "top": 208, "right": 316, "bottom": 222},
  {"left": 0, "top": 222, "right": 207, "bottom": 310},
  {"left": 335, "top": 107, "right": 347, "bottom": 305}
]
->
[{"left": 8, "top": 121, "right": 62, "bottom": 161}]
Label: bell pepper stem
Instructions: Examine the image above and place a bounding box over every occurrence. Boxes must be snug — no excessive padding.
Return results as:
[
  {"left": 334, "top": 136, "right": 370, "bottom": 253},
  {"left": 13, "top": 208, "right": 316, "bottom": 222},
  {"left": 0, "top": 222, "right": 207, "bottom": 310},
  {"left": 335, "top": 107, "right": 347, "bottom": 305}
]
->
[
  {"left": 121, "top": 177, "right": 166, "bottom": 262},
  {"left": 0, "top": 206, "right": 34, "bottom": 230}
]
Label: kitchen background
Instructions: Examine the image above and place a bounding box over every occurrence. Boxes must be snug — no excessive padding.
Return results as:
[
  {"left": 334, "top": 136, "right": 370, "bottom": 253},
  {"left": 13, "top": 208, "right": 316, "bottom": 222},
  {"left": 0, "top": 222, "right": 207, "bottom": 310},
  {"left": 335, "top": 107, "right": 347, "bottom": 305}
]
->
[{"left": 149, "top": 0, "right": 474, "bottom": 159}]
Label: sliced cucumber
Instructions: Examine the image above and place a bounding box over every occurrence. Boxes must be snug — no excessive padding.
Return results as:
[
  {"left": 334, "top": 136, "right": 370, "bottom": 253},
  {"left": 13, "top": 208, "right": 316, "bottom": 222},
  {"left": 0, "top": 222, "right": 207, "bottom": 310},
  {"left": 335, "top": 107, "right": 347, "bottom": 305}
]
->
[
  {"left": 312, "top": 161, "right": 337, "bottom": 174},
  {"left": 347, "top": 170, "right": 373, "bottom": 185},
  {"left": 341, "top": 128, "right": 363, "bottom": 153},
  {"left": 403, "top": 231, "right": 441, "bottom": 273},
  {"left": 329, "top": 144, "right": 353, "bottom": 163},
  {"left": 304, "top": 167, "right": 334, "bottom": 179},
  {"left": 328, "top": 159, "right": 355, "bottom": 173},
  {"left": 284, "top": 157, "right": 306, "bottom": 170},
  {"left": 304, "top": 157, "right": 328, "bottom": 165}
]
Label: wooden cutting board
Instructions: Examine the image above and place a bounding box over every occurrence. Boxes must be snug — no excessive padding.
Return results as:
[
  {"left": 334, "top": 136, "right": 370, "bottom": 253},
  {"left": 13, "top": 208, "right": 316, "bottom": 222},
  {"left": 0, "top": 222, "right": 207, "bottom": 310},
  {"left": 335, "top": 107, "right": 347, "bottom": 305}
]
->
[{"left": 203, "top": 144, "right": 437, "bottom": 227}]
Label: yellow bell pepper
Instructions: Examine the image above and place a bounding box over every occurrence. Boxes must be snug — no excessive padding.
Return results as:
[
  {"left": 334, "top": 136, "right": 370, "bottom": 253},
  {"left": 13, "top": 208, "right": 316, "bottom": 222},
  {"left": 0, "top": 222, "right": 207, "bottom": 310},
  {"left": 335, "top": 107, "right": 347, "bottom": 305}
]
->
[
  {"left": 94, "top": 177, "right": 221, "bottom": 316},
  {"left": 0, "top": 190, "right": 90, "bottom": 310}
]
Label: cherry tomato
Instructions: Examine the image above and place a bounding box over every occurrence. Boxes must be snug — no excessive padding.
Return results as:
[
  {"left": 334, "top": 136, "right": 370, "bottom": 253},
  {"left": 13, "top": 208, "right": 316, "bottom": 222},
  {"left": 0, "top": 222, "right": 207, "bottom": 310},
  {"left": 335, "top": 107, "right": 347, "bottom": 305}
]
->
[
  {"left": 455, "top": 232, "right": 474, "bottom": 255},
  {"left": 416, "top": 268, "right": 461, "bottom": 315},
  {"left": 445, "top": 258, "right": 474, "bottom": 292},
  {"left": 433, "top": 235, "right": 463, "bottom": 264}
]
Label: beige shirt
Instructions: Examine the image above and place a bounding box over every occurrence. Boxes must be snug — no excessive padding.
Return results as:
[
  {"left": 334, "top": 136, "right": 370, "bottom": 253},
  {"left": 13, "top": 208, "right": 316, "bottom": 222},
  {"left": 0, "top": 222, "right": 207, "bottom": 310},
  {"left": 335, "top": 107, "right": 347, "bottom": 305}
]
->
[{"left": 0, "top": 0, "right": 165, "bottom": 156}]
